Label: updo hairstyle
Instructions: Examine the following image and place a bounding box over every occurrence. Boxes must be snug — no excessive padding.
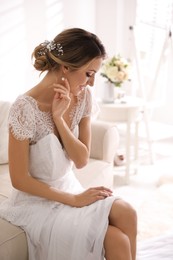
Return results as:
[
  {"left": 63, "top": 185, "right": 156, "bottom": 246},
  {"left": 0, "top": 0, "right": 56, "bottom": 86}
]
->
[{"left": 32, "top": 28, "right": 106, "bottom": 73}]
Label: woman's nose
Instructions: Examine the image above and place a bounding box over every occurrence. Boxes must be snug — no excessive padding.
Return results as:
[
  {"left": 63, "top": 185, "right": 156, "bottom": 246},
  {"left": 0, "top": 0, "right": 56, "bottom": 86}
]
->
[{"left": 88, "top": 76, "right": 95, "bottom": 87}]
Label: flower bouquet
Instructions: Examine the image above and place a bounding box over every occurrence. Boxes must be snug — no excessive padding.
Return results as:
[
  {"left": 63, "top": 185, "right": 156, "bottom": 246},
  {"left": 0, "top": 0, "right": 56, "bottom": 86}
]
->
[{"left": 100, "top": 55, "right": 131, "bottom": 87}]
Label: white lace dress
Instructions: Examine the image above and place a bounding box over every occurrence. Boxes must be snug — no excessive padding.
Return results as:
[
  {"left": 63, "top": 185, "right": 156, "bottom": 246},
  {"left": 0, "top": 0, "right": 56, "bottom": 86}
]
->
[{"left": 0, "top": 88, "right": 118, "bottom": 260}]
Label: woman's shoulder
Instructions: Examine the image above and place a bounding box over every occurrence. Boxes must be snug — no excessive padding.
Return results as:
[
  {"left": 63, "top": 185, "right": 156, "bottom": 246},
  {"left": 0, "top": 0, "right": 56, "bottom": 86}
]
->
[
  {"left": 8, "top": 95, "right": 37, "bottom": 141},
  {"left": 12, "top": 94, "right": 38, "bottom": 110},
  {"left": 9, "top": 95, "right": 39, "bottom": 121}
]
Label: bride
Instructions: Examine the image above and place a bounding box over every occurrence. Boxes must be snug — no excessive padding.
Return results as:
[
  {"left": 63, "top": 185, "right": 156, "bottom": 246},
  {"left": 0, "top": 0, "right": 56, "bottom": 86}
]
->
[{"left": 0, "top": 28, "right": 137, "bottom": 260}]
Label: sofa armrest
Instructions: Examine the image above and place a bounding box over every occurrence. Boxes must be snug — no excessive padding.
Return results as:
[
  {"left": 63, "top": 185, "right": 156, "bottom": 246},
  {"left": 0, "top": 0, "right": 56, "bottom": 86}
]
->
[
  {"left": 0, "top": 101, "right": 11, "bottom": 164},
  {"left": 90, "top": 120, "right": 119, "bottom": 163}
]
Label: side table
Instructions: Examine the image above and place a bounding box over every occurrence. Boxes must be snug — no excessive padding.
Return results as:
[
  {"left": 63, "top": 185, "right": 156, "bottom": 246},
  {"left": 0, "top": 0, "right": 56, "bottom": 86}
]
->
[{"left": 97, "top": 96, "right": 145, "bottom": 183}]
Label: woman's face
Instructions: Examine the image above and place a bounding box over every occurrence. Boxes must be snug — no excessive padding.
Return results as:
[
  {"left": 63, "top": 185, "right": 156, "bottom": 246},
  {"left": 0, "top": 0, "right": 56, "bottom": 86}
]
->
[{"left": 64, "top": 57, "right": 103, "bottom": 96}]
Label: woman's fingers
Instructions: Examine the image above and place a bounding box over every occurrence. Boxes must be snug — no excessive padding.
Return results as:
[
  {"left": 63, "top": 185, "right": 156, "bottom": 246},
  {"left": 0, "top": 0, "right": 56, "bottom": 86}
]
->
[
  {"left": 74, "top": 187, "right": 113, "bottom": 207},
  {"left": 61, "top": 77, "right": 70, "bottom": 92},
  {"left": 96, "top": 190, "right": 112, "bottom": 198},
  {"left": 51, "top": 78, "right": 70, "bottom": 102},
  {"left": 54, "top": 86, "right": 68, "bottom": 94},
  {"left": 53, "top": 77, "right": 70, "bottom": 93},
  {"left": 54, "top": 88, "right": 69, "bottom": 99},
  {"left": 93, "top": 186, "right": 113, "bottom": 193}
]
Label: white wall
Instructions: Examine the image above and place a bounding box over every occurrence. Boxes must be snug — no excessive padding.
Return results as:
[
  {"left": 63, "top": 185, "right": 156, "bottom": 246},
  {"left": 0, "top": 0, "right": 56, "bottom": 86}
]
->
[
  {"left": 94, "top": 0, "right": 136, "bottom": 99},
  {"left": 63, "top": 0, "right": 96, "bottom": 32},
  {"left": 0, "top": 0, "right": 172, "bottom": 124},
  {"left": 95, "top": 0, "right": 136, "bottom": 57}
]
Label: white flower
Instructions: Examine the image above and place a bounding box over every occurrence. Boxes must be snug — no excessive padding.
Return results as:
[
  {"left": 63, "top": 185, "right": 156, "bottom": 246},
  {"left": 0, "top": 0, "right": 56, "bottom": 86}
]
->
[{"left": 100, "top": 55, "right": 131, "bottom": 87}]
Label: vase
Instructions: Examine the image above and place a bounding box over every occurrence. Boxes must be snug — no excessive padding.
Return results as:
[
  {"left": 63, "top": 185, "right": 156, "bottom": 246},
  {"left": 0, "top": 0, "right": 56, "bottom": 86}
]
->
[
  {"left": 102, "top": 82, "right": 125, "bottom": 103},
  {"left": 114, "top": 87, "right": 125, "bottom": 100},
  {"left": 102, "top": 81, "right": 115, "bottom": 103}
]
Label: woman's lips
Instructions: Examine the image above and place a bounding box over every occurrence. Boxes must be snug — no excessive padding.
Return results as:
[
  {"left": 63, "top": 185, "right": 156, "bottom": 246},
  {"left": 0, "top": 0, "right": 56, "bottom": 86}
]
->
[{"left": 79, "top": 86, "right": 85, "bottom": 91}]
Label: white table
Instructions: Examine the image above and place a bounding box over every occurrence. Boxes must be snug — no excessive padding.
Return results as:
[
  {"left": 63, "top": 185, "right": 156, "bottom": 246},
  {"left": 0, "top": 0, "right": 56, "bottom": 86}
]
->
[{"left": 97, "top": 96, "right": 145, "bottom": 182}]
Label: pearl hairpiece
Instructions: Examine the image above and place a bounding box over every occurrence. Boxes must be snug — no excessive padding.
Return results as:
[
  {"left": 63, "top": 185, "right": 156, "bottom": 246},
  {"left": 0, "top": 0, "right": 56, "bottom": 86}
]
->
[{"left": 38, "top": 40, "right": 63, "bottom": 56}]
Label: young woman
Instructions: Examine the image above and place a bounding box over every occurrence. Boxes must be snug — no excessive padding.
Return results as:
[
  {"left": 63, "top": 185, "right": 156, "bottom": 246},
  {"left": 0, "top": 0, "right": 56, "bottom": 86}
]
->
[{"left": 0, "top": 28, "right": 137, "bottom": 260}]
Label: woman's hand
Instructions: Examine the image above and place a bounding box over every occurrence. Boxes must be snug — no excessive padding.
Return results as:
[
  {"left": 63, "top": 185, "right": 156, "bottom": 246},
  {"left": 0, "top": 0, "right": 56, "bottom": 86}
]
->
[
  {"left": 72, "top": 186, "right": 113, "bottom": 207},
  {"left": 52, "top": 77, "right": 71, "bottom": 119}
]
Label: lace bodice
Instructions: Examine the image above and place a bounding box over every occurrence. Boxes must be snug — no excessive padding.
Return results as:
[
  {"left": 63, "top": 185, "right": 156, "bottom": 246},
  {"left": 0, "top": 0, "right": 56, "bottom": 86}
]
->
[{"left": 9, "top": 87, "right": 92, "bottom": 144}]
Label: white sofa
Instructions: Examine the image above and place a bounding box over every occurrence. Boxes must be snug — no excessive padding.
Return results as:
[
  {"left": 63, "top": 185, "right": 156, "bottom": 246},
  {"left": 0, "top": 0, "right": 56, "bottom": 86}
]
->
[{"left": 0, "top": 101, "right": 119, "bottom": 260}]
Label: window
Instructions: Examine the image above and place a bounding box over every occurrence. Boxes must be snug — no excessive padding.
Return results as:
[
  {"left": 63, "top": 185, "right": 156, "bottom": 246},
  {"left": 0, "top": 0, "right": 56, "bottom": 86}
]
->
[{"left": 133, "top": 0, "right": 173, "bottom": 101}]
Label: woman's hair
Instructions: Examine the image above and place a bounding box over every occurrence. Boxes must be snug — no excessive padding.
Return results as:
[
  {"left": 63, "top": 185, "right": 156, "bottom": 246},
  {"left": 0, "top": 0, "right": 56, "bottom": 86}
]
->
[{"left": 32, "top": 28, "right": 106, "bottom": 72}]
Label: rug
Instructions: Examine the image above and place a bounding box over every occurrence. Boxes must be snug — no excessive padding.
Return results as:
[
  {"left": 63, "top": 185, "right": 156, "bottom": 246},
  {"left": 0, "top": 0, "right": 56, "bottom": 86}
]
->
[{"left": 137, "top": 231, "right": 173, "bottom": 259}]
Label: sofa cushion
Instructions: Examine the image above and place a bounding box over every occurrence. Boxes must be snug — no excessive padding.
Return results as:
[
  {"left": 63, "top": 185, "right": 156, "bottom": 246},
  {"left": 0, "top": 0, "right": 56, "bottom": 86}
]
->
[{"left": 0, "top": 195, "right": 28, "bottom": 260}]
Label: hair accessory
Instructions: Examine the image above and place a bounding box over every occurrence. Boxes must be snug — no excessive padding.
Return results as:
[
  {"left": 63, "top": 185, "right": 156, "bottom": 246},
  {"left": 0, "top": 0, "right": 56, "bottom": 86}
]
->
[{"left": 38, "top": 40, "right": 63, "bottom": 56}]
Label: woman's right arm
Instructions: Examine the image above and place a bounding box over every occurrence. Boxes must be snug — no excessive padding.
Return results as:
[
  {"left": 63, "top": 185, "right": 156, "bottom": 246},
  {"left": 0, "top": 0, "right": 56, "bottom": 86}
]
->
[
  {"left": 9, "top": 131, "right": 112, "bottom": 207},
  {"left": 8, "top": 130, "right": 77, "bottom": 204}
]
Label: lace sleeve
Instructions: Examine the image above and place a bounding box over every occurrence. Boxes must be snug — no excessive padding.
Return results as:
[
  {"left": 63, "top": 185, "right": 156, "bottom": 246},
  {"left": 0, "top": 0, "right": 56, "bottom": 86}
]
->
[
  {"left": 82, "top": 88, "right": 100, "bottom": 119},
  {"left": 8, "top": 96, "right": 36, "bottom": 141},
  {"left": 82, "top": 88, "right": 92, "bottom": 118}
]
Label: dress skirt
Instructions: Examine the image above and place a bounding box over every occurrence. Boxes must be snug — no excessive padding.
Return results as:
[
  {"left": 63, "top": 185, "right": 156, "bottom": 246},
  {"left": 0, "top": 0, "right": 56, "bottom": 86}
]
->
[{"left": 0, "top": 134, "right": 118, "bottom": 260}]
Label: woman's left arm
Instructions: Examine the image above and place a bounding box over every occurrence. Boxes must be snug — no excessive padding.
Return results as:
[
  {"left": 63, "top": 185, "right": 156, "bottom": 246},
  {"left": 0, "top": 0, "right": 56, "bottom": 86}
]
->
[
  {"left": 54, "top": 115, "right": 91, "bottom": 169},
  {"left": 52, "top": 78, "right": 92, "bottom": 168}
]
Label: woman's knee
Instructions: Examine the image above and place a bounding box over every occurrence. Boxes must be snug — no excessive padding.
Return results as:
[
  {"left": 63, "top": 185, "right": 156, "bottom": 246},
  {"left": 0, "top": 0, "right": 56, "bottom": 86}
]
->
[
  {"left": 127, "top": 203, "right": 137, "bottom": 236},
  {"left": 109, "top": 199, "right": 137, "bottom": 235},
  {"left": 104, "top": 225, "right": 132, "bottom": 260},
  {"left": 124, "top": 201, "right": 137, "bottom": 229}
]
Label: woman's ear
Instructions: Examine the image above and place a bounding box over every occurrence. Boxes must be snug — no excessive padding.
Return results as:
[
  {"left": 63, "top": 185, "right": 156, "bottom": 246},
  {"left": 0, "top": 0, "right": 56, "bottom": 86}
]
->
[{"left": 62, "top": 65, "right": 69, "bottom": 74}]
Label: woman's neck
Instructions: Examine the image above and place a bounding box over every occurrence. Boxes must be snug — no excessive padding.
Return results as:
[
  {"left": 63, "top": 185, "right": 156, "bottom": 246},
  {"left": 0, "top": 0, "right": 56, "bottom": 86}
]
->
[{"left": 26, "top": 71, "right": 59, "bottom": 106}]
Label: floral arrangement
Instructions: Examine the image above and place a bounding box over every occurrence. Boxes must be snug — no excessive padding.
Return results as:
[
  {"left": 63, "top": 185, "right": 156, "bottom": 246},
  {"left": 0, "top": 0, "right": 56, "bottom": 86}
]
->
[{"left": 100, "top": 55, "right": 131, "bottom": 87}]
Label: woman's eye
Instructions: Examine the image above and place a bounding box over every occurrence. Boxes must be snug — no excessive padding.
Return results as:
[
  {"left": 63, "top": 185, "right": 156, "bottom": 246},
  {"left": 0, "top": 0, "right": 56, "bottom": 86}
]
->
[{"left": 86, "top": 72, "right": 92, "bottom": 78}]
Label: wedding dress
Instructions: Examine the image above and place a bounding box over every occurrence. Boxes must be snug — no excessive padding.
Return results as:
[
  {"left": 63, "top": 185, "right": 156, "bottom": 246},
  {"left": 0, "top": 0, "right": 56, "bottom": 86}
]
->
[{"left": 0, "top": 89, "right": 117, "bottom": 260}]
